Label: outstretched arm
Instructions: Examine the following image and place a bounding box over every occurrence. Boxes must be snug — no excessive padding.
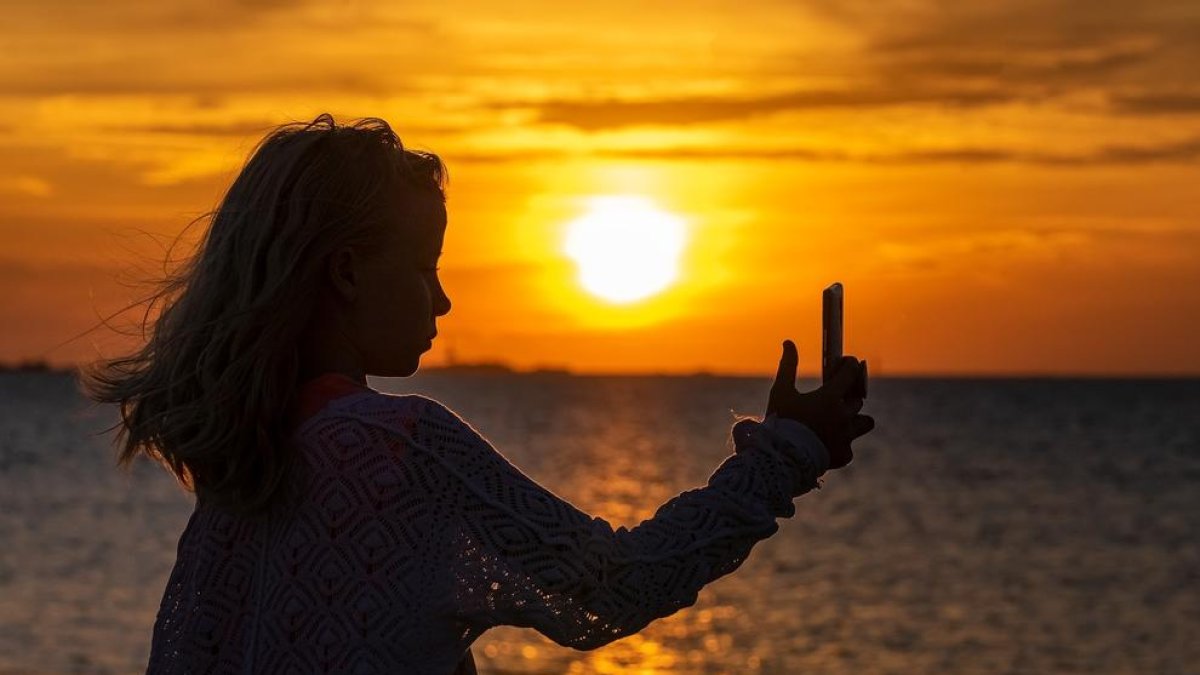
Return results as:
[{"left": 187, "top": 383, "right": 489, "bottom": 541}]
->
[{"left": 386, "top": 396, "right": 829, "bottom": 651}]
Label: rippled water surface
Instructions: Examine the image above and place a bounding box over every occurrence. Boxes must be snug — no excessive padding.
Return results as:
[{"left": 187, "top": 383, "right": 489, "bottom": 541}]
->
[{"left": 1, "top": 372, "right": 1197, "bottom": 674}]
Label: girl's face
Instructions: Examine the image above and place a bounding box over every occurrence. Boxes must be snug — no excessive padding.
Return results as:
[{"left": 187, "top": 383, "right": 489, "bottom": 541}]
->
[{"left": 344, "top": 195, "right": 451, "bottom": 377}]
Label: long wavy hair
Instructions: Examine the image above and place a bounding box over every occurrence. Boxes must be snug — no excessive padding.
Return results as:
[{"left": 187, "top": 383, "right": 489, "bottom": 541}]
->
[{"left": 78, "top": 113, "right": 447, "bottom": 516}]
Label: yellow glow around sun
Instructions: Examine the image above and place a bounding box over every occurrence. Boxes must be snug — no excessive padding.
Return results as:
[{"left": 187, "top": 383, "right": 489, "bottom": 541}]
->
[{"left": 563, "top": 195, "right": 688, "bottom": 304}]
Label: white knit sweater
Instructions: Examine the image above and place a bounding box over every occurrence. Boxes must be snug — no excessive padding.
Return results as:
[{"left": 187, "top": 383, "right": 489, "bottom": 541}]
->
[{"left": 147, "top": 384, "right": 829, "bottom": 674}]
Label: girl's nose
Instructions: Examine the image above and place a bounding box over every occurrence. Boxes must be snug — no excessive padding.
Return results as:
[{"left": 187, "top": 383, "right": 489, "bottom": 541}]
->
[{"left": 435, "top": 292, "right": 452, "bottom": 317}]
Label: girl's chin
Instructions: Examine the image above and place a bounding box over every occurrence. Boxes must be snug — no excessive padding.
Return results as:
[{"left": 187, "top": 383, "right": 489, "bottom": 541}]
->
[{"left": 370, "top": 351, "right": 425, "bottom": 378}]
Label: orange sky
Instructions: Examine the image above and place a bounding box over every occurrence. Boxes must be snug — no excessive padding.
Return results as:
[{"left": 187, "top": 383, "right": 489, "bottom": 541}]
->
[{"left": 2, "top": 0, "right": 1198, "bottom": 376}]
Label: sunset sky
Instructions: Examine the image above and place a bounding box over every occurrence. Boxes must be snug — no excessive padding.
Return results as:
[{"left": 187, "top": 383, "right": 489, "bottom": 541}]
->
[{"left": 2, "top": 0, "right": 1198, "bottom": 376}]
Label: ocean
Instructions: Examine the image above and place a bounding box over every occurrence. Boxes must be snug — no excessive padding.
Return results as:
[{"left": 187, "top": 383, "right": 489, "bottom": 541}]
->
[{"left": 1, "top": 371, "right": 1197, "bottom": 674}]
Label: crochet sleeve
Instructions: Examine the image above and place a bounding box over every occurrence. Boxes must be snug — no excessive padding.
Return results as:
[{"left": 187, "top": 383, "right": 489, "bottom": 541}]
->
[{"left": 404, "top": 396, "right": 829, "bottom": 651}]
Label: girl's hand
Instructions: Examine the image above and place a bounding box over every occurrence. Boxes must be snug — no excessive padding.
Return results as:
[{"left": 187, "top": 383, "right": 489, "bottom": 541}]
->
[{"left": 766, "top": 340, "right": 874, "bottom": 470}]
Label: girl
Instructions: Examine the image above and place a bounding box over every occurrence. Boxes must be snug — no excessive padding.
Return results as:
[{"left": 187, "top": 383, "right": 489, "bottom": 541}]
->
[{"left": 81, "top": 113, "right": 873, "bottom": 674}]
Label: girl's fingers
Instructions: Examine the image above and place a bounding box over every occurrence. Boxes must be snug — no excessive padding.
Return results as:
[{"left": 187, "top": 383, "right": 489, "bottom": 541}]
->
[
  {"left": 774, "top": 340, "right": 798, "bottom": 391},
  {"left": 845, "top": 397, "right": 864, "bottom": 415},
  {"left": 828, "top": 356, "right": 861, "bottom": 396},
  {"left": 851, "top": 414, "right": 875, "bottom": 438}
]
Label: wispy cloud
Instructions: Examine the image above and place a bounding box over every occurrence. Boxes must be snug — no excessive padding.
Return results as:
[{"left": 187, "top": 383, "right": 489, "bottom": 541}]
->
[
  {"left": 442, "top": 136, "right": 1200, "bottom": 166},
  {"left": 791, "top": 0, "right": 1200, "bottom": 122},
  {"left": 1110, "top": 91, "right": 1200, "bottom": 114},
  {"left": 500, "top": 87, "right": 1016, "bottom": 131},
  {"left": 106, "top": 119, "right": 470, "bottom": 138},
  {"left": 0, "top": 1, "right": 440, "bottom": 98},
  {"left": 2, "top": 0, "right": 1200, "bottom": 174}
]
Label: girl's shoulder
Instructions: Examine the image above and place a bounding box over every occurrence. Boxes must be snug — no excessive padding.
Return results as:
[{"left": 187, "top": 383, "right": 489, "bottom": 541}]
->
[{"left": 301, "top": 389, "right": 462, "bottom": 440}]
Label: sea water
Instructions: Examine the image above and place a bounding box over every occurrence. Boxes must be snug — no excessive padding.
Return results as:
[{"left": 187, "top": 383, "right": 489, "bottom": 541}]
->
[{"left": 1, "top": 372, "right": 1197, "bottom": 674}]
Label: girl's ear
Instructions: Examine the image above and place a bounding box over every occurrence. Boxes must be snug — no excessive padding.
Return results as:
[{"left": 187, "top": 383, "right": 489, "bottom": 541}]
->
[{"left": 327, "top": 246, "right": 358, "bottom": 303}]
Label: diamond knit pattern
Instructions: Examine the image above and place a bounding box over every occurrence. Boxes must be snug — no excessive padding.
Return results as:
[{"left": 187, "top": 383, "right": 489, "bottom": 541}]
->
[{"left": 147, "top": 390, "right": 827, "bottom": 674}]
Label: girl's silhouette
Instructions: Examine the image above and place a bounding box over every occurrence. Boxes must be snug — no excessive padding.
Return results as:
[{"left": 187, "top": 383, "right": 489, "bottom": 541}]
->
[{"left": 80, "top": 113, "right": 873, "bottom": 674}]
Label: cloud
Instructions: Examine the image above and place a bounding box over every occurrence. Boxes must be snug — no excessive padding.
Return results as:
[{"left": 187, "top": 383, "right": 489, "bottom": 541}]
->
[
  {"left": 110, "top": 119, "right": 470, "bottom": 139},
  {"left": 870, "top": 43, "right": 1157, "bottom": 90},
  {"left": 842, "top": 140, "right": 1200, "bottom": 165},
  {"left": 808, "top": 0, "right": 1199, "bottom": 58},
  {"left": 506, "top": 87, "right": 1015, "bottom": 130},
  {"left": 875, "top": 227, "right": 1092, "bottom": 272},
  {"left": 0, "top": 2, "right": 438, "bottom": 98},
  {"left": 0, "top": 175, "right": 53, "bottom": 198},
  {"left": 0, "top": 68, "right": 417, "bottom": 98},
  {"left": 440, "top": 136, "right": 1200, "bottom": 166},
  {"left": 476, "top": 1, "right": 1196, "bottom": 131},
  {"left": 3, "top": 0, "right": 1199, "bottom": 174},
  {"left": 0, "top": 0, "right": 426, "bottom": 34},
  {"left": 1110, "top": 91, "right": 1200, "bottom": 114},
  {"left": 439, "top": 149, "right": 586, "bottom": 165},
  {"left": 0, "top": 143, "right": 221, "bottom": 218},
  {"left": 799, "top": 0, "right": 1200, "bottom": 106},
  {"left": 1084, "top": 136, "right": 1200, "bottom": 164}
]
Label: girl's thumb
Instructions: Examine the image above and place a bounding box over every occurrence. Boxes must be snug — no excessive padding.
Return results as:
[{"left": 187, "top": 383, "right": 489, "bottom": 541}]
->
[{"left": 775, "top": 340, "right": 798, "bottom": 389}]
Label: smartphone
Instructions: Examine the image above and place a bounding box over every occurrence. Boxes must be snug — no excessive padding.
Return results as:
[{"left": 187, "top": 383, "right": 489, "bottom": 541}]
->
[
  {"left": 822, "top": 282, "right": 843, "bottom": 384},
  {"left": 823, "top": 282, "right": 868, "bottom": 398}
]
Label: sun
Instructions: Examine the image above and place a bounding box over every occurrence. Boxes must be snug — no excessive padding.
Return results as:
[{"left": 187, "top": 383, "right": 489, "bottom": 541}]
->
[{"left": 562, "top": 196, "right": 688, "bottom": 304}]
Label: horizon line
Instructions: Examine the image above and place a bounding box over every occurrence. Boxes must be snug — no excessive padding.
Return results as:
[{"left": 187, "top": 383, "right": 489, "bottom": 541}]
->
[{"left": 5, "top": 360, "right": 1197, "bottom": 380}]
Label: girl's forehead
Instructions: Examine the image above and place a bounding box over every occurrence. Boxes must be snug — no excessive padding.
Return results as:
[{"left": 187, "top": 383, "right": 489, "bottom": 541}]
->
[
  {"left": 415, "top": 199, "right": 446, "bottom": 242},
  {"left": 390, "top": 194, "right": 446, "bottom": 251},
  {"left": 411, "top": 192, "right": 446, "bottom": 225}
]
